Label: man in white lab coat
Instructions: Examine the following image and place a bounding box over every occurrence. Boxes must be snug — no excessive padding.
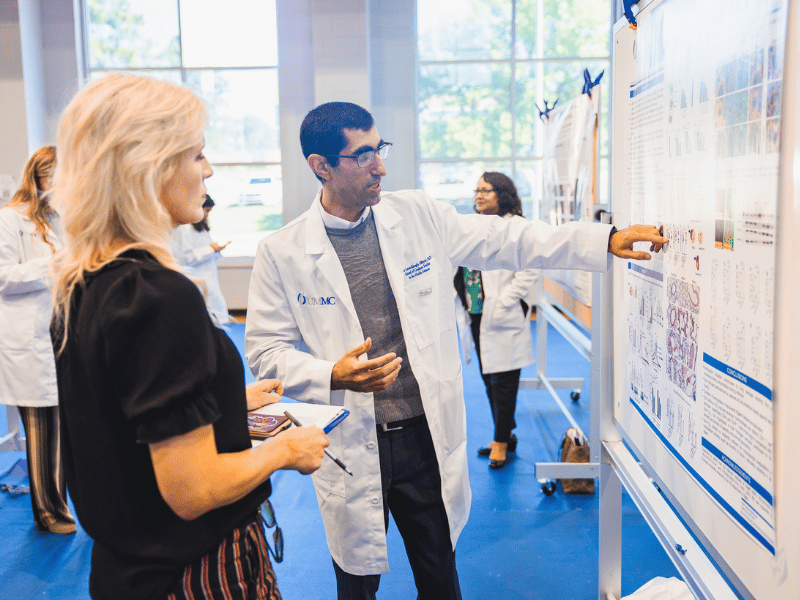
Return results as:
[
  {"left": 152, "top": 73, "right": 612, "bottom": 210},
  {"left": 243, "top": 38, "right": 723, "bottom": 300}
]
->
[{"left": 245, "top": 101, "right": 666, "bottom": 600}]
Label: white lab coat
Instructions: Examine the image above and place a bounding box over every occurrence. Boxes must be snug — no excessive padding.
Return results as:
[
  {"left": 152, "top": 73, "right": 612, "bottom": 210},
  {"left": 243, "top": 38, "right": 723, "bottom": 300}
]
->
[
  {"left": 468, "top": 213, "right": 540, "bottom": 374},
  {"left": 170, "top": 224, "right": 234, "bottom": 327},
  {"left": 0, "top": 206, "right": 62, "bottom": 407},
  {"left": 245, "top": 189, "right": 612, "bottom": 575}
]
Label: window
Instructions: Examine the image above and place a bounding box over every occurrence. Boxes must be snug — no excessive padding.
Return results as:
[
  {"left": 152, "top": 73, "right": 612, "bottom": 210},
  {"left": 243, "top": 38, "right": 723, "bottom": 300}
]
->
[
  {"left": 417, "top": 0, "right": 611, "bottom": 218},
  {"left": 83, "top": 0, "right": 280, "bottom": 257}
]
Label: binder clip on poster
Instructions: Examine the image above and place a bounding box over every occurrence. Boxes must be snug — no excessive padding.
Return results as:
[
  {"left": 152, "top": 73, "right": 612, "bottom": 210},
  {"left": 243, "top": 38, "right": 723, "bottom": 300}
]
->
[
  {"left": 582, "top": 69, "right": 604, "bottom": 99},
  {"left": 535, "top": 98, "right": 559, "bottom": 122},
  {"left": 623, "top": 0, "right": 639, "bottom": 29}
]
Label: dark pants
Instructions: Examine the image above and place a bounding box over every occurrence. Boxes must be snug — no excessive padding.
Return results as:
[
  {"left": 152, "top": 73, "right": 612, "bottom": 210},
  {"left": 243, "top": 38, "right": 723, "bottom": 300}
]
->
[
  {"left": 469, "top": 313, "right": 521, "bottom": 444},
  {"left": 17, "top": 406, "right": 74, "bottom": 531},
  {"left": 333, "top": 416, "right": 461, "bottom": 600}
]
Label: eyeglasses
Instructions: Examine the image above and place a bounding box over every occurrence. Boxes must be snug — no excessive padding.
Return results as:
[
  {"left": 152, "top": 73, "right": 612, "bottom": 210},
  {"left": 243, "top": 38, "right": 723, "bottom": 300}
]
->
[
  {"left": 474, "top": 188, "right": 495, "bottom": 196},
  {"left": 260, "top": 499, "right": 284, "bottom": 563},
  {"left": 325, "top": 142, "right": 392, "bottom": 168}
]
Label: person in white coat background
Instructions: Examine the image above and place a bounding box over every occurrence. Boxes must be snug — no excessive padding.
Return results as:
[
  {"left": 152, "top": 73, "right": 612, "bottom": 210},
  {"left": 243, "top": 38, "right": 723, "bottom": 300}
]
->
[
  {"left": 245, "top": 101, "right": 668, "bottom": 600},
  {"left": 170, "top": 194, "right": 235, "bottom": 327},
  {"left": 454, "top": 172, "right": 539, "bottom": 470},
  {"left": 0, "top": 146, "right": 76, "bottom": 534}
]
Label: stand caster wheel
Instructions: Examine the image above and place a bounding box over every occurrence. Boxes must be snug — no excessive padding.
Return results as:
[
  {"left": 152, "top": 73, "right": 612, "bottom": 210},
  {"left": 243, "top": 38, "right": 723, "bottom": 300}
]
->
[
  {"left": 541, "top": 480, "right": 557, "bottom": 496},
  {"left": 570, "top": 390, "right": 580, "bottom": 402}
]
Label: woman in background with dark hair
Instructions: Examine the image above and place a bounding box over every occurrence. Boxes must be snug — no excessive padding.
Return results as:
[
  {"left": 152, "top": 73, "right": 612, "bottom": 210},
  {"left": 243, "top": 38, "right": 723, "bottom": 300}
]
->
[
  {"left": 0, "top": 145, "right": 76, "bottom": 533},
  {"left": 171, "top": 194, "right": 235, "bottom": 326},
  {"left": 454, "top": 172, "right": 540, "bottom": 469}
]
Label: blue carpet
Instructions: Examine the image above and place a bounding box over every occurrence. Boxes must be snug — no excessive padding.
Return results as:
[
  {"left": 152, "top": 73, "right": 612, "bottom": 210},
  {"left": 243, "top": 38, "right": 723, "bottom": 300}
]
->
[{"left": 0, "top": 321, "right": 679, "bottom": 599}]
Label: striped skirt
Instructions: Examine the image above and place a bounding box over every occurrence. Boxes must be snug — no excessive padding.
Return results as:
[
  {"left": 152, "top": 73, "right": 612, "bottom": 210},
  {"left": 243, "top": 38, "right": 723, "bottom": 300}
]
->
[{"left": 168, "top": 513, "right": 281, "bottom": 600}]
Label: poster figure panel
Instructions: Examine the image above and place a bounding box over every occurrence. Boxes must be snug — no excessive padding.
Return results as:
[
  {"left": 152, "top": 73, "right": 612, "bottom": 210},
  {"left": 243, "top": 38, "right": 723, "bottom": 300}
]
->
[{"left": 613, "top": 0, "right": 786, "bottom": 557}]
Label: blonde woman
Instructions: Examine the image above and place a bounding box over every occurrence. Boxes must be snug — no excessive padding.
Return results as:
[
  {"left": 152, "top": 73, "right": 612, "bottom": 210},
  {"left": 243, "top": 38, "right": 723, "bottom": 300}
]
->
[
  {"left": 50, "top": 74, "right": 329, "bottom": 599},
  {"left": 0, "top": 145, "right": 76, "bottom": 534}
]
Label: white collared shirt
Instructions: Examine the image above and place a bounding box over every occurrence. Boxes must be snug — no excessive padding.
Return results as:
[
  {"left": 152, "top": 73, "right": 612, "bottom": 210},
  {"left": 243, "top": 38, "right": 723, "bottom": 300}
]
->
[{"left": 318, "top": 200, "right": 371, "bottom": 230}]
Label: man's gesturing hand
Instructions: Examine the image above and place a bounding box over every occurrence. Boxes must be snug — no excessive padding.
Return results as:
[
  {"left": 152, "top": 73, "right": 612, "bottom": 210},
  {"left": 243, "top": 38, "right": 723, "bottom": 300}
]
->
[
  {"left": 331, "top": 338, "right": 402, "bottom": 392},
  {"left": 608, "top": 224, "right": 669, "bottom": 260}
]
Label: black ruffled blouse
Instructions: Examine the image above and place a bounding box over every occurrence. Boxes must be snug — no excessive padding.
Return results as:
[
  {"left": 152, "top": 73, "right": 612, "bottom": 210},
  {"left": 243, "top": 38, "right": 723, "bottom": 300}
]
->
[{"left": 52, "top": 249, "right": 270, "bottom": 599}]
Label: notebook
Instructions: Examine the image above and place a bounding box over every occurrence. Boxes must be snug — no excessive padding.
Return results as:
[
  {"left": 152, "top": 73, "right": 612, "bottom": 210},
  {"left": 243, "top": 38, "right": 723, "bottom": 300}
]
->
[
  {"left": 247, "top": 413, "right": 293, "bottom": 440},
  {"left": 250, "top": 402, "right": 349, "bottom": 434}
]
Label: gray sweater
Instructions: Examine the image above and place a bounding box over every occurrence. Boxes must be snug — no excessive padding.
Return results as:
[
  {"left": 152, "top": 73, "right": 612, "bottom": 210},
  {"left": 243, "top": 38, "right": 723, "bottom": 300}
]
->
[{"left": 325, "top": 211, "right": 424, "bottom": 424}]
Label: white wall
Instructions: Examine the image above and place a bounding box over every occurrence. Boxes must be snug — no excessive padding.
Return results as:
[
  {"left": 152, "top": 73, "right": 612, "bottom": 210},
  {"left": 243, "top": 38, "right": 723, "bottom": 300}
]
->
[
  {"left": 370, "top": 0, "right": 416, "bottom": 192},
  {"left": 17, "top": 0, "right": 47, "bottom": 154},
  {"left": 276, "top": 0, "right": 417, "bottom": 226},
  {"left": 276, "top": 0, "right": 317, "bottom": 225},
  {"left": 0, "top": 1, "right": 32, "bottom": 179},
  {"left": 0, "top": 0, "right": 80, "bottom": 181},
  {"left": 41, "top": 0, "right": 82, "bottom": 141}
]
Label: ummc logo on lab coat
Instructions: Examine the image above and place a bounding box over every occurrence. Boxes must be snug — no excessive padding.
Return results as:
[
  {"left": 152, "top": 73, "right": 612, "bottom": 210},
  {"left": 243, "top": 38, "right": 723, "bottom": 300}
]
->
[{"left": 297, "top": 293, "right": 336, "bottom": 306}]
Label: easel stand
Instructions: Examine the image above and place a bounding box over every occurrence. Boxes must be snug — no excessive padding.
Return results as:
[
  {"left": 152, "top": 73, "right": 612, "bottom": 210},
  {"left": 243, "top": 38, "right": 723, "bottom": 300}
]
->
[{"left": 526, "top": 275, "right": 600, "bottom": 493}]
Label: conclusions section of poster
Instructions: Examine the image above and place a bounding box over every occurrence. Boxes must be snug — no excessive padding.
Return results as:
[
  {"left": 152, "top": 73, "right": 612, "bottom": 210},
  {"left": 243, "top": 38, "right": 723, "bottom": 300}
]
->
[{"left": 617, "top": 0, "right": 785, "bottom": 554}]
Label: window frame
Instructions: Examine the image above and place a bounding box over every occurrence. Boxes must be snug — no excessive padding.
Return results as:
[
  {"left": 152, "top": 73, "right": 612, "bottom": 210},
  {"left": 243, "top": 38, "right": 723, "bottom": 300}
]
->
[
  {"left": 79, "top": 0, "right": 282, "bottom": 259},
  {"left": 415, "top": 0, "right": 613, "bottom": 217}
]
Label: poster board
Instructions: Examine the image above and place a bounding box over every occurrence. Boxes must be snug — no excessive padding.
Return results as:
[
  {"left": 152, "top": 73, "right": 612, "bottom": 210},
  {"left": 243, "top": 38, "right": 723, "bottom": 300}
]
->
[
  {"left": 611, "top": 0, "right": 800, "bottom": 598},
  {"left": 542, "top": 89, "right": 600, "bottom": 306}
]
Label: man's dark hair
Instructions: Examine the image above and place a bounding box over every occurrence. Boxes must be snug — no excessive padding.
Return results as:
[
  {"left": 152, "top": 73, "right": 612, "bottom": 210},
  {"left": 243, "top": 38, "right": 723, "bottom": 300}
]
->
[
  {"left": 300, "top": 102, "right": 374, "bottom": 182},
  {"left": 478, "top": 171, "right": 524, "bottom": 217}
]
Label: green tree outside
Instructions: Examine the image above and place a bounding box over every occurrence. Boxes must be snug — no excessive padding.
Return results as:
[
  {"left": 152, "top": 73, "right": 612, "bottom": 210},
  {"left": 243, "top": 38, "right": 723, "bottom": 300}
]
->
[
  {"left": 87, "top": 0, "right": 179, "bottom": 69},
  {"left": 418, "top": 0, "right": 610, "bottom": 163}
]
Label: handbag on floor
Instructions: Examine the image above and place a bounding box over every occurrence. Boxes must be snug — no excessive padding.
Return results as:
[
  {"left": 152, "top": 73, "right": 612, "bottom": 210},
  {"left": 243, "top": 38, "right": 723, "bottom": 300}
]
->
[{"left": 558, "top": 427, "right": 595, "bottom": 494}]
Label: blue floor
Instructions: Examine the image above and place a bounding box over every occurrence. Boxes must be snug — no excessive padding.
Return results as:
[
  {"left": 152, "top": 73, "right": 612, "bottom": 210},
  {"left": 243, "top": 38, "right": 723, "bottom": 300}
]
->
[{"left": 0, "top": 321, "right": 679, "bottom": 599}]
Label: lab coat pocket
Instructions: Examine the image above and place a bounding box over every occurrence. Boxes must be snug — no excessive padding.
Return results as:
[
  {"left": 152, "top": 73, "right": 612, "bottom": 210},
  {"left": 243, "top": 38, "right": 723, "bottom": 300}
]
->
[
  {"left": 313, "top": 464, "right": 345, "bottom": 499},
  {"left": 311, "top": 426, "right": 345, "bottom": 498},
  {"left": 0, "top": 294, "right": 36, "bottom": 350},
  {"left": 489, "top": 299, "right": 522, "bottom": 331},
  {"left": 0, "top": 347, "right": 38, "bottom": 402},
  {"left": 438, "top": 368, "right": 465, "bottom": 459},
  {"left": 404, "top": 270, "right": 440, "bottom": 350}
]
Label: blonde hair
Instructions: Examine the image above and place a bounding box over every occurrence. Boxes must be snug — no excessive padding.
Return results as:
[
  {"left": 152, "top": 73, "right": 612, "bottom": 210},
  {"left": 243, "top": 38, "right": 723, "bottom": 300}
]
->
[
  {"left": 7, "top": 145, "right": 57, "bottom": 252},
  {"left": 51, "top": 73, "right": 207, "bottom": 351}
]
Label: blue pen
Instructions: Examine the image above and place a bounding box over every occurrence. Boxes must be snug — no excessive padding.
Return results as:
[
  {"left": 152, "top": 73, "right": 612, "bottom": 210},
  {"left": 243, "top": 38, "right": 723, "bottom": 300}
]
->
[{"left": 284, "top": 411, "right": 353, "bottom": 476}]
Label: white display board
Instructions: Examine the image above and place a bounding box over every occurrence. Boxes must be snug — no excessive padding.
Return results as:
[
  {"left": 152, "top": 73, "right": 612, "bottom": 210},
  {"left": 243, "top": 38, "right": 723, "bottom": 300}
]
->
[
  {"left": 542, "top": 90, "right": 599, "bottom": 306},
  {"left": 611, "top": 0, "right": 800, "bottom": 598}
]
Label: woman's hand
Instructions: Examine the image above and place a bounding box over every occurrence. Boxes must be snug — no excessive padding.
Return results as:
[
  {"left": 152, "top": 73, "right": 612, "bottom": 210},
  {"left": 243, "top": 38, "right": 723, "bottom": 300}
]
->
[
  {"left": 246, "top": 379, "right": 284, "bottom": 411},
  {"left": 211, "top": 240, "right": 231, "bottom": 253},
  {"left": 272, "top": 425, "right": 329, "bottom": 475}
]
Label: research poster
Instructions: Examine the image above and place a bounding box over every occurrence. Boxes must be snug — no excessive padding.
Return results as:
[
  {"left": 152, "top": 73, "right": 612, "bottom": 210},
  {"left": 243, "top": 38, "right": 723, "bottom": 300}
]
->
[
  {"left": 615, "top": 0, "right": 786, "bottom": 554},
  {"left": 542, "top": 91, "right": 599, "bottom": 306}
]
